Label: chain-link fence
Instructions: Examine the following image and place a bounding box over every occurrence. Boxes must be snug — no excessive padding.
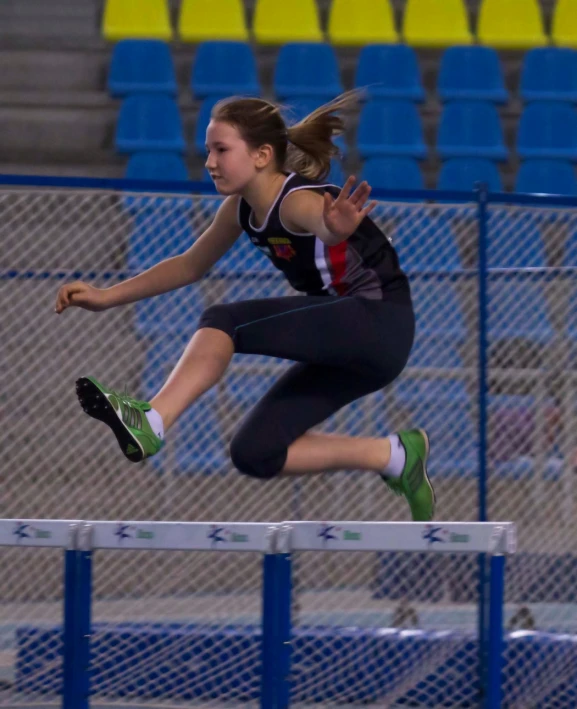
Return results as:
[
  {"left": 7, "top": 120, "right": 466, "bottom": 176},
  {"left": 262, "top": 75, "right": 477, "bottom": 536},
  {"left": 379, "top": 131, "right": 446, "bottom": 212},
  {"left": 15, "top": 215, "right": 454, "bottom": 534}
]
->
[{"left": 1, "top": 183, "right": 577, "bottom": 706}]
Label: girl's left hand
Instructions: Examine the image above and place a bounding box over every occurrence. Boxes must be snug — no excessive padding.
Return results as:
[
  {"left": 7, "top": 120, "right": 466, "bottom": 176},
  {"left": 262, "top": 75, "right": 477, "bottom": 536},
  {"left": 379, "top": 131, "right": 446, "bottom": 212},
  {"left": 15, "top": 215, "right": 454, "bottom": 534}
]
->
[{"left": 322, "top": 176, "right": 377, "bottom": 240}]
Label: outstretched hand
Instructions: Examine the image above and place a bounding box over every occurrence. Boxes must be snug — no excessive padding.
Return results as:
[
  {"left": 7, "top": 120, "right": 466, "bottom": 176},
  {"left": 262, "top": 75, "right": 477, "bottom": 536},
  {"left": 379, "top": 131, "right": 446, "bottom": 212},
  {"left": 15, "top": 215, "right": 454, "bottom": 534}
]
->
[{"left": 322, "top": 176, "right": 377, "bottom": 241}]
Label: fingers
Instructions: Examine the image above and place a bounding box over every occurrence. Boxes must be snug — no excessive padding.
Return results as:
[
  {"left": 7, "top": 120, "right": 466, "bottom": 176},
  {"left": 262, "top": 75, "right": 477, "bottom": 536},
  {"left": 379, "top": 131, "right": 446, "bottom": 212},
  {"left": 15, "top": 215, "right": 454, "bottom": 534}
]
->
[
  {"left": 349, "top": 181, "right": 372, "bottom": 209},
  {"left": 55, "top": 287, "right": 66, "bottom": 314},
  {"left": 55, "top": 283, "right": 79, "bottom": 314},
  {"left": 335, "top": 175, "right": 356, "bottom": 202},
  {"left": 323, "top": 191, "right": 335, "bottom": 213},
  {"left": 360, "top": 200, "right": 378, "bottom": 219}
]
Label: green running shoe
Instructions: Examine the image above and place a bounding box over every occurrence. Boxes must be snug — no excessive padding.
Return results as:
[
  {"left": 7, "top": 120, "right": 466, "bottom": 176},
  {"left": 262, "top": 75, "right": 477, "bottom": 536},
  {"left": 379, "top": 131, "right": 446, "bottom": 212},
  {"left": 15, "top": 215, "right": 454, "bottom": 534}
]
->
[
  {"left": 381, "top": 429, "right": 436, "bottom": 521},
  {"left": 76, "top": 376, "right": 164, "bottom": 463}
]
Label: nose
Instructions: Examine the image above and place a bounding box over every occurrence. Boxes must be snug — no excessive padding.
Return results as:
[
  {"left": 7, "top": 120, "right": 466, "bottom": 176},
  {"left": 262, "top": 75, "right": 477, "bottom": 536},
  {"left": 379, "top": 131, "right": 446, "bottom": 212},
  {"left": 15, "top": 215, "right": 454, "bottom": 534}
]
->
[{"left": 205, "top": 152, "right": 216, "bottom": 171}]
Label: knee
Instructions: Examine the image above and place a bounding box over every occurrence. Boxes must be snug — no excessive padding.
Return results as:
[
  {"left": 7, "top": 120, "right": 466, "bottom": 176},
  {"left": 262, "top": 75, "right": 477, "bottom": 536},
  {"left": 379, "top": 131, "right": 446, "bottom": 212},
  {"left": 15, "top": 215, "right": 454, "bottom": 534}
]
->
[
  {"left": 229, "top": 429, "right": 286, "bottom": 480},
  {"left": 198, "top": 304, "right": 236, "bottom": 339}
]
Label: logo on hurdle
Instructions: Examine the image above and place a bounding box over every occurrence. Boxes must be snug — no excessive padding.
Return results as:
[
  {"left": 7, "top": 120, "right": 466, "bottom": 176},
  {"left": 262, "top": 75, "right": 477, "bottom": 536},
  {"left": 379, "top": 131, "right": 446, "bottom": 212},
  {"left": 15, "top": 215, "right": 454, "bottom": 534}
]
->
[
  {"left": 207, "top": 525, "right": 249, "bottom": 548},
  {"left": 12, "top": 522, "right": 52, "bottom": 542},
  {"left": 114, "top": 523, "right": 154, "bottom": 544},
  {"left": 318, "top": 523, "right": 362, "bottom": 545},
  {"left": 423, "top": 525, "right": 471, "bottom": 547}
]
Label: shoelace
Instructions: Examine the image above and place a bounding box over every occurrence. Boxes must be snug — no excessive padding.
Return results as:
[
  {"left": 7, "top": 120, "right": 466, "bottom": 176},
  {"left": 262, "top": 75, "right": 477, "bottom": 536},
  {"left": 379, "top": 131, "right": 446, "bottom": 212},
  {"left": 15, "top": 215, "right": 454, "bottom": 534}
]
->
[{"left": 115, "top": 384, "right": 147, "bottom": 429}]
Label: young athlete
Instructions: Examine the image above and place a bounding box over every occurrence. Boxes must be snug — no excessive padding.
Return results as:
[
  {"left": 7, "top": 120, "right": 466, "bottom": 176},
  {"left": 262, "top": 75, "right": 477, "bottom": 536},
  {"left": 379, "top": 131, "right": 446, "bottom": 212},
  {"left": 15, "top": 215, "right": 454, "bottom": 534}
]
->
[{"left": 54, "top": 93, "right": 435, "bottom": 521}]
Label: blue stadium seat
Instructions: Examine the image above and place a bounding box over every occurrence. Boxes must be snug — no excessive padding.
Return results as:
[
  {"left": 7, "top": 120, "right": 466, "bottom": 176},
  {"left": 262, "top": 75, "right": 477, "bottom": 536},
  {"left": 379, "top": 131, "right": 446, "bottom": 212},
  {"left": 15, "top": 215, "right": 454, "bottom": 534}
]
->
[
  {"left": 140, "top": 335, "right": 190, "bottom": 400},
  {"left": 142, "top": 341, "right": 229, "bottom": 474},
  {"left": 357, "top": 100, "right": 427, "bottom": 160},
  {"left": 191, "top": 41, "right": 260, "bottom": 99},
  {"left": 562, "top": 230, "right": 577, "bottom": 267},
  {"left": 174, "top": 392, "right": 229, "bottom": 474},
  {"left": 361, "top": 157, "right": 424, "bottom": 191},
  {"left": 274, "top": 43, "right": 343, "bottom": 100},
  {"left": 517, "top": 102, "right": 577, "bottom": 161},
  {"left": 134, "top": 286, "right": 205, "bottom": 338},
  {"left": 116, "top": 95, "right": 186, "bottom": 154},
  {"left": 208, "top": 232, "right": 278, "bottom": 276},
  {"left": 125, "top": 152, "right": 189, "bottom": 181},
  {"left": 409, "top": 273, "right": 467, "bottom": 370},
  {"left": 409, "top": 278, "right": 467, "bottom": 345},
  {"left": 395, "top": 377, "right": 477, "bottom": 478},
  {"left": 194, "top": 96, "right": 221, "bottom": 154},
  {"left": 488, "top": 278, "right": 554, "bottom": 345},
  {"left": 108, "top": 40, "right": 177, "bottom": 97},
  {"left": 326, "top": 159, "right": 345, "bottom": 186},
  {"left": 515, "top": 159, "right": 577, "bottom": 195},
  {"left": 408, "top": 340, "right": 464, "bottom": 367},
  {"left": 520, "top": 48, "right": 577, "bottom": 103},
  {"left": 127, "top": 208, "right": 194, "bottom": 270},
  {"left": 354, "top": 44, "right": 425, "bottom": 102},
  {"left": 437, "top": 158, "right": 503, "bottom": 192},
  {"left": 225, "top": 367, "right": 280, "bottom": 416},
  {"left": 437, "top": 101, "right": 508, "bottom": 161},
  {"left": 394, "top": 215, "right": 463, "bottom": 272},
  {"left": 487, "top": 213, "right": 547, "bottom": 268},
  {"left": 283, "top": 97, "right": 348, "bottom": 156},
  {"left": 437, "top": 46, "right": 508, "bottom": 103},
  {"left": 564, "top": 281, "right": 577, "bottom": 344},
  {"left": 123, "top": 152, "right": 191, "bottom": 213}
]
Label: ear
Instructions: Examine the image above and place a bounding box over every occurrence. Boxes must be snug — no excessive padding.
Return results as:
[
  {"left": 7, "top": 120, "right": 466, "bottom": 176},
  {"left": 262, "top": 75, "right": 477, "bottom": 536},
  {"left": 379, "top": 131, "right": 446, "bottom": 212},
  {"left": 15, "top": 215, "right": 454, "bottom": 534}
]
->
[{"left": 254, "top": 143, "right": 274, "bottom": 169}]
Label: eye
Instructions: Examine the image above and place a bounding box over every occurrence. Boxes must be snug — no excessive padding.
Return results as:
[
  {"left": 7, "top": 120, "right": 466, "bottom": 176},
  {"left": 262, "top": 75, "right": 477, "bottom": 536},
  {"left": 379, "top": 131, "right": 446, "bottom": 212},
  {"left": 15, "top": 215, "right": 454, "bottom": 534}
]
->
[{"left": 217, "top": 147, "right": 228, "bottom": 153}]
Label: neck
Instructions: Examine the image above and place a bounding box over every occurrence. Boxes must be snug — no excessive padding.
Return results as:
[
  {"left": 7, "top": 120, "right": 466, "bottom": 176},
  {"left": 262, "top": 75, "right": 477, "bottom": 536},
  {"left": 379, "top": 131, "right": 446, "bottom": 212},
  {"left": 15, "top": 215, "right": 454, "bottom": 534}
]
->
[{"left": 241, "top": 171, "right": 289, "bottom": 227}]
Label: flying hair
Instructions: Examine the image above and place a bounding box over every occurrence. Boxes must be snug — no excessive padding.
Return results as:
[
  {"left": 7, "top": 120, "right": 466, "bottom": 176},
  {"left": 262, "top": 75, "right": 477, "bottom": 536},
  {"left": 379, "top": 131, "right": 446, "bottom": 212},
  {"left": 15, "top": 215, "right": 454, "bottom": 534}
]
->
[{"left": 211, "top": 90, "right": 362, "bottom": 181}]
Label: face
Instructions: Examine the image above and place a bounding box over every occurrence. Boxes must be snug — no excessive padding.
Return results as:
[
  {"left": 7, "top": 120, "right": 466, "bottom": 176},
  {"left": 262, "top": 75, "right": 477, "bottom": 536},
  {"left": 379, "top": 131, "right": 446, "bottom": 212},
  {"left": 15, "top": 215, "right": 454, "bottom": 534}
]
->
[{"left": 205, "top": 120, "right": 262, "bottom": 195}]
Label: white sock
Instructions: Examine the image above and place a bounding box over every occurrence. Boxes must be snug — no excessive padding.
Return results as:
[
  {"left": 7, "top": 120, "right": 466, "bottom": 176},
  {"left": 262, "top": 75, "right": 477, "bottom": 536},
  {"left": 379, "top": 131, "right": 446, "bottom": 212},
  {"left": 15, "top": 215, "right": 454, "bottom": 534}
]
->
[
  {"left": 145, "top": 408, "right": 164, "bottom": 440},
  {"left": 383, "top": 434, "right": 406, "bottom": 478}
]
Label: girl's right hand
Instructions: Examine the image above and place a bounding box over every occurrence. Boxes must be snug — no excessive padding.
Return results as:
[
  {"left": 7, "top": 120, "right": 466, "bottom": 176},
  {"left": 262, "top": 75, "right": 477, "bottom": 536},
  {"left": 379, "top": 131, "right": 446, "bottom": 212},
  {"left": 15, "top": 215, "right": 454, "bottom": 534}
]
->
[{"left": 54, "top": 281, "right": 110, "bottom": 314}]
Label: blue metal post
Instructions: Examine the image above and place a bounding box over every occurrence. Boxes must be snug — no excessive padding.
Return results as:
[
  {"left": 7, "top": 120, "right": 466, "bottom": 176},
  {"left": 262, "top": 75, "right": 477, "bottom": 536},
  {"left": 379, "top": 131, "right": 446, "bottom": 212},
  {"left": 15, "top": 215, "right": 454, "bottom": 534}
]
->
[
  {"left": 476, "top": 184, "right": 490, "bottom": 701},
  {"left": 261, "top": 550, "right": 292, "bottom": 709},
  {"left": 486, "top": 555, "right": 505, "bottom": 709},
  {"left": 261, "top": 553, "right": 277, "bottom": 709},
  {"left": 275, "top": 553, "right": 292, "bottom": 709},
  {"left": 62, "top": 533, "right": 78, "bottom": 709},
  {"left": 74, "top": 524, "right": 93, "bottom": 709}
]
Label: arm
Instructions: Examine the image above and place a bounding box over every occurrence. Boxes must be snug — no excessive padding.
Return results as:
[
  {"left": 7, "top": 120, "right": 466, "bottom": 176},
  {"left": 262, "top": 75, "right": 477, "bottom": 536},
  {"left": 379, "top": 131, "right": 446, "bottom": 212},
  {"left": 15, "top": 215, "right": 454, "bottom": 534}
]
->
[
  {"left": 280, "top": 176, "right": 377, "bottom": 247},
  {"left": 102, "top": 195, "right": 242, "bottom": 307}
]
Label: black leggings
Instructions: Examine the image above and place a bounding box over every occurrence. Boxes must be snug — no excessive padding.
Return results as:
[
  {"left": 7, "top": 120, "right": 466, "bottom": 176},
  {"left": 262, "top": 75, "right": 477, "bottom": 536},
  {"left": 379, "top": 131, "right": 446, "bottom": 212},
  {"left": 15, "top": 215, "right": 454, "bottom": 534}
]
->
[{"left": 198, "top": 295, "right": 415, "bottom": 479}]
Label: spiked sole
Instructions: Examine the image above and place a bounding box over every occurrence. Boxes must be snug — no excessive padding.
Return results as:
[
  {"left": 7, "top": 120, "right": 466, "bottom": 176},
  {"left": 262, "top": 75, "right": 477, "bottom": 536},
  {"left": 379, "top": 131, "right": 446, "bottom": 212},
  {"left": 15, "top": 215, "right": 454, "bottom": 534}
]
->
[
  {"left": 75, "top": 377, "right": 144, "bottom": 463},
  {"left": 416, "top": 428, "right": 436, "bottom": 521}
]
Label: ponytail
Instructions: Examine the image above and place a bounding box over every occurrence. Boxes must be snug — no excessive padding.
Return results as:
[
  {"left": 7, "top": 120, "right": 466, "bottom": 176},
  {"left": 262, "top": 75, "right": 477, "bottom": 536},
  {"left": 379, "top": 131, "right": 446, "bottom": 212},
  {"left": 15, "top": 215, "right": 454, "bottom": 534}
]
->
[
  {"left": 285, "top": 90, "right": 361, "bottom": 180},
  {"left": 211, "top": 90, "right": 362, "bottom": 181}
]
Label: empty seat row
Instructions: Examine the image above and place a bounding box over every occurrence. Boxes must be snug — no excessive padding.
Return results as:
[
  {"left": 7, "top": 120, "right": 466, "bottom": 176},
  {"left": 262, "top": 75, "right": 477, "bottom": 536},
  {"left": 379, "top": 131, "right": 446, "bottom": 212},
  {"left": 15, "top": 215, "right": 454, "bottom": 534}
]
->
[
  {"left": 123, "top": 152, "right": 577, "bottom": 202},
  {"left": 110, "top": 41, "right": 577, "bottom": 109},
  {"left": 356, "top": 100, "right": 577, "bottom": 162},
  {"left": 363, "top": 155, "right": 577, "bottom": 195},
  {"left": 104, "top": 0, "right": 577, "bottom": 48},
  {"left": 114, "top": 94, "right": 577, "bottom": 164}
]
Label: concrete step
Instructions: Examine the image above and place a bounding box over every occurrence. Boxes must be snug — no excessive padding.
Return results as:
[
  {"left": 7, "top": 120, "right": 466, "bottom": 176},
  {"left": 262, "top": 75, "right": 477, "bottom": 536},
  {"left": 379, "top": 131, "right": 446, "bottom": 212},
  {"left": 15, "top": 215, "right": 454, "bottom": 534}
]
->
[
  {"left": 0, "top": 50, "right": 108, "bottom": 91},
  {"left": 0, "top": 0, "right": 100, "bottom": 41}
]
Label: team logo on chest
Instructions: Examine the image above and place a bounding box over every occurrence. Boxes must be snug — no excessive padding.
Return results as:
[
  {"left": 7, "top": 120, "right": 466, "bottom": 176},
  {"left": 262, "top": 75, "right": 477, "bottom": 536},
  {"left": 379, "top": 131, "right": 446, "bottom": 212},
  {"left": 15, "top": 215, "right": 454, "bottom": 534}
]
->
[{"left": 268, "top": 236, "right": 296, "bottom": 261}]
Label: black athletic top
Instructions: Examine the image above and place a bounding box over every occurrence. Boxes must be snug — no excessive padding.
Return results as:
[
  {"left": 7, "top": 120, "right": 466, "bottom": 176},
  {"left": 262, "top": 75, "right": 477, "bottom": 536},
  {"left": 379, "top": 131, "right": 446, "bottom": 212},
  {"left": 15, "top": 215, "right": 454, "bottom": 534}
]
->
[{"left": 237, "top": 172, "right": 411, "bottom": 303}]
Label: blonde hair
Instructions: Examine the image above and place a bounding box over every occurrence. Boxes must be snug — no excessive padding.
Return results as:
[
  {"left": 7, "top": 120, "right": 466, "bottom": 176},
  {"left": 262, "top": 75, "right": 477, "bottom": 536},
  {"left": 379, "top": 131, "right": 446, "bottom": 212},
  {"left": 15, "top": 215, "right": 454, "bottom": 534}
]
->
[{"left": 211, "top": 91, "right": 360, "bottom": 181}]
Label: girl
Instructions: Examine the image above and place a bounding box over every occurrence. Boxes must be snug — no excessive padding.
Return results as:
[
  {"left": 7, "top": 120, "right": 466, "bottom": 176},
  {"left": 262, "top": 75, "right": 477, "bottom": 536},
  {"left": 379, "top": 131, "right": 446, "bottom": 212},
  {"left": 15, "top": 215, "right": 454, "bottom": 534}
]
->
[{"left": 55, "top": 94, "right": 435, "bottom": 522}]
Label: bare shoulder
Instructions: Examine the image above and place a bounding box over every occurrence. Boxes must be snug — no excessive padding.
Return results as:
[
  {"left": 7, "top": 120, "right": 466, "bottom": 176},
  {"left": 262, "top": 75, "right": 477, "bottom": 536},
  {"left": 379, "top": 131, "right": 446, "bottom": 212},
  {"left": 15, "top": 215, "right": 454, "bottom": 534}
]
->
[
  {"left": 213, "top": 194, "right": 241, "bottom": 226},
  {"left": 280, "top": 188, "right": 324, "bottom": 232}
]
